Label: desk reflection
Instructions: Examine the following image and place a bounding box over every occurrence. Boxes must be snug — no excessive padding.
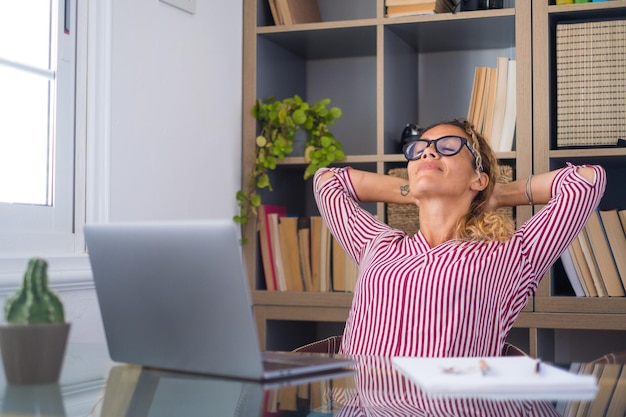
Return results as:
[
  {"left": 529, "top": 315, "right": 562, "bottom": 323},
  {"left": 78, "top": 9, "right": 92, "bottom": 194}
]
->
[
  {"left": 2, "top": 383, "right": 66, "bottom": 417},
  {"left": 100, "top": 366, "right": 265, "bottom": 417},
  {"left": 333, "top": 356, "right": 561, "bottom": 417},
  {"left": 99, "top": 357, "right": 620, "bottom": 417}
]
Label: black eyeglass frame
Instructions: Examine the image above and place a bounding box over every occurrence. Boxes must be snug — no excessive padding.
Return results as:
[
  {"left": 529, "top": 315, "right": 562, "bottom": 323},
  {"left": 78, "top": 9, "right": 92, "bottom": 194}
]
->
[{"left": 402, "top": 135, "right": 482, "bottom": 171}]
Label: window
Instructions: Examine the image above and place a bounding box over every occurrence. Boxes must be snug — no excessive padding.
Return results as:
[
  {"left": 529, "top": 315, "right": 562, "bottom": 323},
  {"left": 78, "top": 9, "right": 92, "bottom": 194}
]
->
[{"left": 0, "top": 0, "right": 83, "bottom": 255}]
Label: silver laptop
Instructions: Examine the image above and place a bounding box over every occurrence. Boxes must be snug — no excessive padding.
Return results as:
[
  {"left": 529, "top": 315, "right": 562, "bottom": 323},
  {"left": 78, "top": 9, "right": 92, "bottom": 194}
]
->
[{"left": 84, "top": 219, "right": 354, "bottom": 381}]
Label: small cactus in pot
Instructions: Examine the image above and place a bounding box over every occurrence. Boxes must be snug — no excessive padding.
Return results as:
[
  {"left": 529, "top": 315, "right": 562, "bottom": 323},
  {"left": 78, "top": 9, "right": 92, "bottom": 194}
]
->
[
  {"left": 5, "top": 257, "right": 65, "bottom": 324},
  {"left": 0, "top": 257, "right": 70, "bottom": 384}
]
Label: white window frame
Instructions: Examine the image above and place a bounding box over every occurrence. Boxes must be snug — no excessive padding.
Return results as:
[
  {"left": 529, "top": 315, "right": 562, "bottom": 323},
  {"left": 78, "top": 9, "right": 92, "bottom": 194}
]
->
[{"left": 0, "top": 0, "right": 111, "bottom": 286}]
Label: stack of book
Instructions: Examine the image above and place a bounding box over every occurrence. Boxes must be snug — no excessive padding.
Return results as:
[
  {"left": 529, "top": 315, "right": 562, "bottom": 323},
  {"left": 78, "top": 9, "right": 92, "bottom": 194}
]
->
[
  {"left": 467, "top": 56, "right": 517, "bottom": 152},
  {"left": 268, "top": 0, "right": 321, "bottom": 25},
  {"left": 257, "top": 205, "right": 358, "bottom": 293},
  {"left": 560, "top": 209, "right": 626, "bottom": 298},
  {"left": 385, "top": 0, "right": 456, "bottom": 18},
  {"left": 555, "top": 19, "right": 626, "bottom": 148}
]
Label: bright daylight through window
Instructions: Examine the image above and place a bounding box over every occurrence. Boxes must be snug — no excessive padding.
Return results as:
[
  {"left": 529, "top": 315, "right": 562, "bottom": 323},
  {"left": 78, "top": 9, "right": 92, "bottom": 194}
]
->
[
  {"left": 0, "top": 2, "right": 57, "bottom": 205},
  {"left": 0, "top": 0, "right": 80, "bottom": 254}
]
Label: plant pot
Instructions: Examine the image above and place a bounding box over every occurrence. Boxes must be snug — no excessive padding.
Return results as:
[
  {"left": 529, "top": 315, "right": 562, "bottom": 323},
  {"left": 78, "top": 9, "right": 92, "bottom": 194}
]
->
[{"left": 0, "top": 323, "right": 70, "bottom": 384}]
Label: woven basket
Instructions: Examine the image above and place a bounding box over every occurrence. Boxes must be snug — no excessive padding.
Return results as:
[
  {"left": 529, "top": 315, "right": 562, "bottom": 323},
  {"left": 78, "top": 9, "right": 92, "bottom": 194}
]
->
[{"left": 386, "top": 165, "right": 513, "bottom": 236}]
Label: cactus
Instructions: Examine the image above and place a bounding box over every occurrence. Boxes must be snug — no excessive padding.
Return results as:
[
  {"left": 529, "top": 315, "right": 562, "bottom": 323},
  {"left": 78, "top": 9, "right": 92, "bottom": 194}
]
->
[{"left": 4, "top": 258, "right": 65, "bottom": 324}]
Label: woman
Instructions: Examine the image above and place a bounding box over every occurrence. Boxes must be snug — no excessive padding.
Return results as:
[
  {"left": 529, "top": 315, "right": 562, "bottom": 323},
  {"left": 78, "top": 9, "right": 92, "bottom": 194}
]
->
[{"left": 314, "top": 119, "right": 605, "bottom": 357}]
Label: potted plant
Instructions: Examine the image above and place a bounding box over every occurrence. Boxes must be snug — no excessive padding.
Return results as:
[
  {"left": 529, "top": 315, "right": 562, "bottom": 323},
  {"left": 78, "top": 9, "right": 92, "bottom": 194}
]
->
[
  {"left": 0, "top": 258, "right": 70, "bottom": 384},
  {"left": 234, "top": 95, "right": 344, "bottom": 241}
]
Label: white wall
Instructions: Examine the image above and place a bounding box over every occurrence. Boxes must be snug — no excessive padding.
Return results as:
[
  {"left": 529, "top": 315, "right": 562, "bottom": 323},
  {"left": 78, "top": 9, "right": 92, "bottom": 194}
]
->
[
  {"left": 54, "top": 0, "right": 243, "bottom": 345},
  {"left": 108, "top": 0, "right": 242, "bottom": 221}
]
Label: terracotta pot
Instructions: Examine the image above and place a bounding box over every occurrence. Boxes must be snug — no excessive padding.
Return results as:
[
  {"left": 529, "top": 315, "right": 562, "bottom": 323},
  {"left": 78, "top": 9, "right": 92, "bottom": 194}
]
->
[{"left": 0, "top": 323, "right": 70, "bottom": 384}]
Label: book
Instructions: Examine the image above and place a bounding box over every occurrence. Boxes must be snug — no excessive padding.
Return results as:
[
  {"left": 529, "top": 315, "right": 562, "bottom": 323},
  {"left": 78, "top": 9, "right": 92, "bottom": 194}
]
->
[
  {"left": 482, "top": 68, "right": 498, "bottom": 149},
  {"left": 586, "top": 363, "right": 621, "bottom": 417},
  {"left": 331, "top": 237, "right": 357, "bottom": 293},
  {"left": 471, "top": 67, "right": 488, "bottom": 132},
  {"left": 297, "top": 217, "right": 314, "bottom": 291},
  {"left": 574, "top": 362, "right": 604, "bottom": 416},
  {"left": 386, "top": 2, "right": 436, "bottom": 17},
  {"left": 606, "top": 365, "right": 626, "bottom": 417},
  {"left": 319, "top": 219, "right": 332, "bottom": 292},
  {"left": 274, "top": 0, "right": 291, "bottom": 24},
  {"left": 258, "top": 205, "right": 287, "bottom": 291},
  {"left": 619, "top": 209, "right": 626, "bottom": 235},
  {"left": 268, "top": 0, "right": 283, "bottom": 25},
  {"left": 268, "top": 213, "right": 288, "bottom": 291},
  {"left": 346, "top": 255, "right": 359, "bottom": 293},
  {"left": 599, "top": 209, "right": 626, "bottom": 291},
  {"left": 488, "top": 56, "right": 509, "bottom": 151},
  {"left": 477, "top": 67, "right": 494, "bottom": 136},
  {"left": 561, "top": 362, "right": 594, "bottom": 416},
  {"left": 585, "top": 210, "right": 625, "bottom": 297},
  {"left": 555, "top": 363, "right": 581, "bottom": 415},
  {"left": 332, "top": 236, "right": 347, "bottom": 292},
  {"left": 498, "top": 59, "right": 516, "bottom": 152},
  {"left": 578, "top": 226, "right": 608, "bottom": 297},
  {"left": 569, "top": 234, "right": 597, "bottom": 297},
  {"left": 467, "top": 67, "right": 481, "bottom": 125},
  {"left": 276, "top": 384, "right": 298, "bottom": 411},
  {"left": 282, "top": 0, "right": 321, "bottom": 25},
  {"left": 310, "top": 216, "right": 323, "bottom": 292},
  {"left": 560, "top": 246, "right": 586, "bottom": 297},
  {"left": 391, "top": 356, "right": 598, "bottom": 400},
  {"left": 472, "top": 67, "right": 489, "bottom": 133},
  {"left": 278, "top": 216, "right": 305, "bottom": 291}
]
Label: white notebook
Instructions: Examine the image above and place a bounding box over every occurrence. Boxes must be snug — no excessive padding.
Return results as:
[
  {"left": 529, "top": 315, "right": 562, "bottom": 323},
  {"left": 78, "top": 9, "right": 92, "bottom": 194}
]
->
[{"left": 391, "top": 356, "right": 598, "bottom": 400}]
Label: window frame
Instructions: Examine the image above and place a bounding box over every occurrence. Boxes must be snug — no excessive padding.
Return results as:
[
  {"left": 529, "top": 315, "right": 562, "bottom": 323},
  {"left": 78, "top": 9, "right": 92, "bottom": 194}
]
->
[{"left": 0, "top": 0, "right": 107, "bottom": 285}]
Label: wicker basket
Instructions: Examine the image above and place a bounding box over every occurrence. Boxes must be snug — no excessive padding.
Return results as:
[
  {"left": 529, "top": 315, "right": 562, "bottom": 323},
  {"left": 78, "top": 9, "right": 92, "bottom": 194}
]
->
[{"left": 386, "top": 165, "right": 513, "bottom": 236}]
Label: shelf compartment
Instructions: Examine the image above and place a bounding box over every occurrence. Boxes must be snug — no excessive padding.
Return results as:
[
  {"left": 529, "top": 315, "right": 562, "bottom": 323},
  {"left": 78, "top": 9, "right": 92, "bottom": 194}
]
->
[
  {"left": 385, "top": 11, "right": 515, "bottom": 53},
  {"left": 383, "top": 14, "right": 517, "bottom": 151},
  {"left": 257, "top": 25, "right": 377, "bottom": 59},
  {"left": 256, "top": 26, "right": 378, "bottom": 157},
  {"left": 256, "top": 0, "right": 377, "bottom": 27}
]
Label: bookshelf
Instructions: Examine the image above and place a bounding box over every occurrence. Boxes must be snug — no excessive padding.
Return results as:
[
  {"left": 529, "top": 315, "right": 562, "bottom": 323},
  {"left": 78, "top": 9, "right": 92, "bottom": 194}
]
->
[
  {"left": 532, "top": 0, "right": 626, "bottom": 362},
  {"left": 242, "top": 0, "right": 534, "bottom": 354}
]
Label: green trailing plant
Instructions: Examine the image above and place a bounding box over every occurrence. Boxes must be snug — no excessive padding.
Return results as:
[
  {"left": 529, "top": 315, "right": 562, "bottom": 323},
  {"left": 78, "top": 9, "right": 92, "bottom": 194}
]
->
[
  {"left": 5, "top": 258, "right": 65, "bottom": 324},
  {"left": 234, "top": 95, "right": 344, "bottom": 237}
]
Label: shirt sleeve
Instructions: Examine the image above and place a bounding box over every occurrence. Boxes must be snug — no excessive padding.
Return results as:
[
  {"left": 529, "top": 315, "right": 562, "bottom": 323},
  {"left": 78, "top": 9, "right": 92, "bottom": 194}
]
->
[
  {"left": 313, "top": 167, "right": 399, "bottom": 264},
  {"left": 516, "top": 163, "right": 606, "bottom": 284}
]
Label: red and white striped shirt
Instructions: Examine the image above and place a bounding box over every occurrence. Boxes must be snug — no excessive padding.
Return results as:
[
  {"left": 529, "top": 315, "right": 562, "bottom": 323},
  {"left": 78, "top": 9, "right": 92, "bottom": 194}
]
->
[{"left": 314, "top": 164, "right": 606, "bottom": 357}]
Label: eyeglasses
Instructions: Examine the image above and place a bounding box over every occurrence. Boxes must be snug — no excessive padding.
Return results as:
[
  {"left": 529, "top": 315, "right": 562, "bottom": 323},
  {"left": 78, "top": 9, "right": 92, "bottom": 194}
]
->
[{"left": 402, "top": 135, "right": 483, "bottom": 171}]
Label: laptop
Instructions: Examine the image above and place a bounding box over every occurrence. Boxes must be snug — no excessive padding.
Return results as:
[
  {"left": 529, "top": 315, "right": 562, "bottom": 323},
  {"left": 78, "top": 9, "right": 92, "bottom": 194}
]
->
[{"left": 84, "top": 219, "right": 354, "bottom": 381}]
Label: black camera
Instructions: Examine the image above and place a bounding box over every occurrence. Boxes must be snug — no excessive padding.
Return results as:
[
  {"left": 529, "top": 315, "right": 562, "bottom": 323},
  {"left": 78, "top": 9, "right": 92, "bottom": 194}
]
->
[{"left": 460, "top": 0, "right": 503, "bottom": 11}]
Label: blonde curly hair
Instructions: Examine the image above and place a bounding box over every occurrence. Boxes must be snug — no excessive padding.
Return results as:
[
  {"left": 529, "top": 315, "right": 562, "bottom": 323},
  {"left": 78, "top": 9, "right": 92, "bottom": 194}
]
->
[{"left": 420, "top": 118, "right": 514, "bottom": 242}]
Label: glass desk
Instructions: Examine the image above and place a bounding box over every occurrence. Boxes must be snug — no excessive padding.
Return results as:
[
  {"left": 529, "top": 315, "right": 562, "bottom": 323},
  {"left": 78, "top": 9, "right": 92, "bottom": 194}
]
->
[{"left": 0, "top": 343, "right": 619, "bottom": 417}]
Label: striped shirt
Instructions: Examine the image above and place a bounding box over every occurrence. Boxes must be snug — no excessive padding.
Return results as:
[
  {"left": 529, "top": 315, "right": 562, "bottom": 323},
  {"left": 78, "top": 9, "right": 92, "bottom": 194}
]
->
[{"left": 314, "top": 164, "right": 606, "bottom": 357}]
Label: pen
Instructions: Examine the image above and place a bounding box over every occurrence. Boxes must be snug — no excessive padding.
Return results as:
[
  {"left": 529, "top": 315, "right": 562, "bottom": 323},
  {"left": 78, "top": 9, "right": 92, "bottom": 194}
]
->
[{"left": 479, "top": 359, "right": 490, "bottom": 376}]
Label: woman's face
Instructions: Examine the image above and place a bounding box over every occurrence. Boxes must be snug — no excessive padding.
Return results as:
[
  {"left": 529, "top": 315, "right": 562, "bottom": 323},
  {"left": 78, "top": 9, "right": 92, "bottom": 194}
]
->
[{"left": 406, "top": 124, "right": 485, "bottom": 201}]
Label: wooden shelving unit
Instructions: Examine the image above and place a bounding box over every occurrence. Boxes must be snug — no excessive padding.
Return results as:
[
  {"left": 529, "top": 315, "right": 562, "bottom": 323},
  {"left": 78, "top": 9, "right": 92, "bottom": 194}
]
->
[
  {"left": 242, "top": 0, "right": 626, "bottom": 360},
  {"left": 531, "top": 0, "right": 626, "bottom": 360}
]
